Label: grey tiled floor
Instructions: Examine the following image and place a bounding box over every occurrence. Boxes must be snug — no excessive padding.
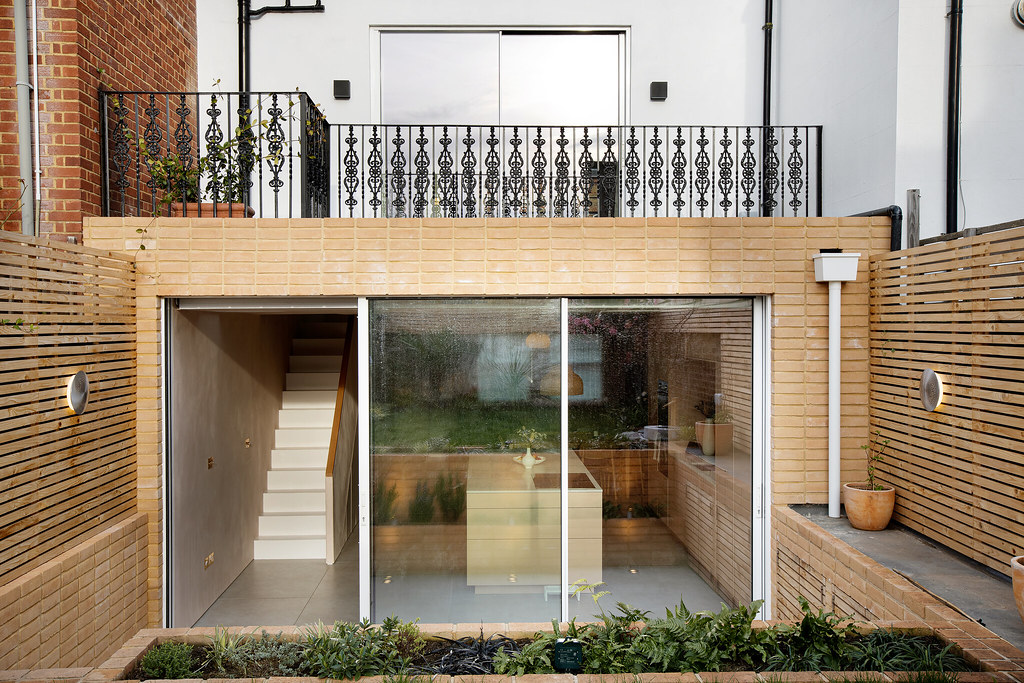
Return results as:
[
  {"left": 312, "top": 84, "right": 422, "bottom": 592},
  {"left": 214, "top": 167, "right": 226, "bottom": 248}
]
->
[
  {"left": 195, "top": 532, "right": 728, "bottom": 626},
  {"left": 194, "top": 539, "right": 359, "bottom": 627}
]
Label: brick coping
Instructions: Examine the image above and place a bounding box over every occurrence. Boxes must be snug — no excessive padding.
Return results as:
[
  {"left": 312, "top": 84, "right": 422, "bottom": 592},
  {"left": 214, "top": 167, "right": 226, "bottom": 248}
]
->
[{"left": 47, "top": 619, "right": 1021, "bottom": 683}]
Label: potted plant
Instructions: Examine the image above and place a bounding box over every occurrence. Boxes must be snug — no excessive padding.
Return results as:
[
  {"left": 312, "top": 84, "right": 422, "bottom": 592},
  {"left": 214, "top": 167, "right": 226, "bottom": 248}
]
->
[
  {"left": 694, "top": 399, "right": 732, "bottom": 457},
  {"left": 843, "top": 430, "right": 896, "bottom": 531},
  {"left": 509, "top": 426, "right": 547, "bottom": 468},
  {"left": 137, "top": 110, "right": 259, "bottom": 217}
]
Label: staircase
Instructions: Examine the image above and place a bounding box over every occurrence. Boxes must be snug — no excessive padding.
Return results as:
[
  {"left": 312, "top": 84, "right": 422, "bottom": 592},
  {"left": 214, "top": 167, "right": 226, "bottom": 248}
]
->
[{"left": 253, "top": 320, "right": 346, "bottom": 560}]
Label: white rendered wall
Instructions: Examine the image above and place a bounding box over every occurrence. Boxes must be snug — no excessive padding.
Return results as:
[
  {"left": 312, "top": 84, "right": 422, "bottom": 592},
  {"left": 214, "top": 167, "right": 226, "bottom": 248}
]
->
[
  {"left": 198, "top": 1, "right": 1024, "bottom": 234},
  {"left": 774, "top": 1, "right": 899, "bottom": 220},
  {"left": 198, "top": 0, "right": 770, "bottom": 126}
]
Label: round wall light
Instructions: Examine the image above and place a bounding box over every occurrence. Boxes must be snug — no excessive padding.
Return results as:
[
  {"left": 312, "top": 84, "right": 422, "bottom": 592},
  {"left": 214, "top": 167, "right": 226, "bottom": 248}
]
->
[
  {"left": 920, "top": 368, "right": 944, "bottom": 412},
  {"left": 66, "top": 370, "right": 90, "bottom": 415},
  {"left": 1014, "top": 0, "right": 1024, "bottom": 28}
]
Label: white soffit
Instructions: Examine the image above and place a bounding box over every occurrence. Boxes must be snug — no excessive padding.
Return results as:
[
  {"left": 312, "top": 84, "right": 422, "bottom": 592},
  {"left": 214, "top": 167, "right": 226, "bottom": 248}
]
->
[{"left": 174, "top": 297, "right": 358, "bottom": 314}]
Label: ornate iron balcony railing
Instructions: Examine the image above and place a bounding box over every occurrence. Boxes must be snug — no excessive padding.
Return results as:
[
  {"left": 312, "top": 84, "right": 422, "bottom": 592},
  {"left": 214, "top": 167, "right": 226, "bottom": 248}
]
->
[
  {"left": 99, "top": 91, "right": 820, "bottom": 219},
  {"left": 100, "top": 91, "right": 330, "bottom": 219},
  {"left": 331, "top": 124, "right": 821, "bottom": 219}
]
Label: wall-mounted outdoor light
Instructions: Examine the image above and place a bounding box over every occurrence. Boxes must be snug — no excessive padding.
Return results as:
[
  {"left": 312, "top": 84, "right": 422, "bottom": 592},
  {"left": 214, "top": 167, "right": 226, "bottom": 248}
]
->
[
  {"left": 650, "top": 81, "right": 668, "bottom": 101},
  {"left": 333, "top": 80, "right": 351, "bottom": 100},
  {"left": 1013, "top": 0, "right": 1024, "bottom": 28},
  {"left": 66, "top": 370, "right": 90, "bottom": 415},
  {"left": 920, "top": 369, "right": 945, "bottom": 411}
]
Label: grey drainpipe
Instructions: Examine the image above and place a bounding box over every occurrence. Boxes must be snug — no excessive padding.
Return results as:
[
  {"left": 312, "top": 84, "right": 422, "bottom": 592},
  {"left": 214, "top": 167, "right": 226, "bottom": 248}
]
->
[
  {"left": 946, "top": 0, "right": 963, "bottom": 234},
  {"left": 14, "top": 0, "right": 36, "bottom": 236}
]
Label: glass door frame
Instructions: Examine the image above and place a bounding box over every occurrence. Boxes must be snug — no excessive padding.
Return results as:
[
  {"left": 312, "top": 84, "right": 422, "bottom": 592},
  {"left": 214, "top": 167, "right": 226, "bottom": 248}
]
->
[{"left": 356, "top": 296, "right": 771, "bottom": 622}]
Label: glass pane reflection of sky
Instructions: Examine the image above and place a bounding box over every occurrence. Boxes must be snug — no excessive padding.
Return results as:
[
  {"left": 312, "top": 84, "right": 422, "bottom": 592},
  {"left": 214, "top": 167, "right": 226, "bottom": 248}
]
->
[{"left": 381, "top": 32, "right": 619, "bottom": 126}]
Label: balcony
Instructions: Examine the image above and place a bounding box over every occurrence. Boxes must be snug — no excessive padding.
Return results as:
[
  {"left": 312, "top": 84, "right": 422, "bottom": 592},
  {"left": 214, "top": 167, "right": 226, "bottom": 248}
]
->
[{"left": 100, "top": 91, "right": 822, "bottom": 220}]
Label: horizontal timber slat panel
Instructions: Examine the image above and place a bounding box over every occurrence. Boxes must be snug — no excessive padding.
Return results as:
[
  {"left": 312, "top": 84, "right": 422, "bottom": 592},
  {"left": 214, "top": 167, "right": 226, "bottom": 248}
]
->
[
  {"left": 0, "top": 234, "right": 138, "bottom": 585},
  {"left": 868, "top": 228, "right": 1024, "bottom": 575}
]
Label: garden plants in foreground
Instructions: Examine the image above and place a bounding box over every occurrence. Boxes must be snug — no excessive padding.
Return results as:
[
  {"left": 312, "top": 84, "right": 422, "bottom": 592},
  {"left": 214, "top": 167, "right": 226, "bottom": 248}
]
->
[{"left": 131, "top": 597, "right": 973, "bottom": 680}]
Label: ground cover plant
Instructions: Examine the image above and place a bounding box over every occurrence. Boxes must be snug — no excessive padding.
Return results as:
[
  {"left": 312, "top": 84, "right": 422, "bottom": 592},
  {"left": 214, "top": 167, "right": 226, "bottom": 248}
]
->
[{"left": 129, "top": 598, "right": 974, "bottom": 680}]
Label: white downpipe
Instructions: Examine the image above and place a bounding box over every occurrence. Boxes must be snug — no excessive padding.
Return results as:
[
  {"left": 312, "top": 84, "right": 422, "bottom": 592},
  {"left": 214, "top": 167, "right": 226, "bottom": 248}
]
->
[
  {"left": 812, "top": 251, "right": 861, "bottom": 519},
  {"left": 827, "top": 281, "right": 841, "bottom": 518}
]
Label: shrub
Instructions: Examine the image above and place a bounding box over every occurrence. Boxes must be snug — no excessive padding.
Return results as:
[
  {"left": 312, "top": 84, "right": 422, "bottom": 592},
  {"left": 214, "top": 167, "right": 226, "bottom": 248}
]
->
[{"left": 139, "top": 641, "right": 196, "bottom": 679}]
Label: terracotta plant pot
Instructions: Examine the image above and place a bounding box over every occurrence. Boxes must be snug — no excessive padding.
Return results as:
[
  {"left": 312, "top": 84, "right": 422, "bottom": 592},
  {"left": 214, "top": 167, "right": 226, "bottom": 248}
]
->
[
  {"left": 842, "top": 482, "right": 895, "bottom": 531},
  {"left": 169, "top": 201, "right": 255, "bottom": 217},
  {"left": 695, "top": 421, "right": 732, "bottom": 458},
  {"left": 1012, "top": 555, "right": 1024, "bottom": 624}
]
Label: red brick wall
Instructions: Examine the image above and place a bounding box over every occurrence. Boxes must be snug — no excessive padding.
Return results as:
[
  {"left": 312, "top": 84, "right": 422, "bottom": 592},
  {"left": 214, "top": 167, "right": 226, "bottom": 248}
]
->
[{"left": 0, "top": 0, "right": 197, "bottom": 241}]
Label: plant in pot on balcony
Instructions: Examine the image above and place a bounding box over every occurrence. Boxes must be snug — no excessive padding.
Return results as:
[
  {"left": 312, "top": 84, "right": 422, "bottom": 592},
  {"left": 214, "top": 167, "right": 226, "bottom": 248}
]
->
[
  {"left": 144, "top": 135, "right": 256, "bottom": 218},
  {"left": 694, "top": 400, "right": 732, "bottom": 457},
  {"left": 843, "top": 430, "right": 896, "bottom": 531}
]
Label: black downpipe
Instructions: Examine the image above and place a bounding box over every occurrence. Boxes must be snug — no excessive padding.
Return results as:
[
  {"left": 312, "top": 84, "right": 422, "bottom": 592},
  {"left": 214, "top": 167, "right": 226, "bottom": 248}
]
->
[
  {"left": 238, "top": 0, "right": 248, "bottom": 91},
  {"left": 946, "top": 0, "right": 963, "bottom": 234},
  {"left": 851, "top": 205, "right": 904, "bottom": 252},
  {"left": 760, "top": 0, "right": 774, "bottom": 217}
]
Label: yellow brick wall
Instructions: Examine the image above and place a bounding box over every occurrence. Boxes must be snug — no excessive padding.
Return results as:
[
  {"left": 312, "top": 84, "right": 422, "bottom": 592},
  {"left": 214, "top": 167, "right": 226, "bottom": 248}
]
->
[
  {"left": 771, "top": 505, "right": 990, "bottom": 634},
  {"left": 83, "top": 215, "right": 890, "bottom": 622},
  {"left": 0, "top": 513, "right": 149, "bottom": 669}
]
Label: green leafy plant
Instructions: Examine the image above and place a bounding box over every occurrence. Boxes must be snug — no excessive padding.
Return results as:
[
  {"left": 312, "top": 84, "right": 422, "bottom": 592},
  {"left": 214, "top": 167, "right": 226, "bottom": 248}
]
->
[
  {"left": 373, "top": 478, "right": 399, "bottom": 525},
  {"left": 407, "top": 480, "right": 435, "bottom": 524},
  {"left": 301, "top": 618, "right": 417, "bottom": 679},
  {"left": 763, "top": 597, "right": 859, "bottom": 672},
  {"left": 509, "top": 426, "right": 548, "bottom": 451},
  {"left": 0, "top": 317, "right": 36, "bottom": 333},
  {"left": 139, "top": 640, "right": 197, "bottom": 679},
  {"left": 861, "top": 430, "right": 891, "bottom": 490},
  {"left": 205, "top": 626, "right": 245, "bottom": 674},
  {"left": 434, "top": 471, "right": 466, "bottom": 523}
]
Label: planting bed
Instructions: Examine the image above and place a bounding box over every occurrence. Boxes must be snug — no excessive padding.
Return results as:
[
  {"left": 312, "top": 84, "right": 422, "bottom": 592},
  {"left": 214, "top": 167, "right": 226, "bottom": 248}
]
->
[{"left": 80, "top": 601, "right": 1024, "bottom": 683}]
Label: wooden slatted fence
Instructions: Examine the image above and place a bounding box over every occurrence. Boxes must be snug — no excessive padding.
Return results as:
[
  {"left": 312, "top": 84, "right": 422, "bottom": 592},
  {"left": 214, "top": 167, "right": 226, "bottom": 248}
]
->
[
  {"left": 869, "top": 226, "right": 1024, "bottom": 575},
  {"left": 0, "top": 232, "right": 137, "bottom": 582}
]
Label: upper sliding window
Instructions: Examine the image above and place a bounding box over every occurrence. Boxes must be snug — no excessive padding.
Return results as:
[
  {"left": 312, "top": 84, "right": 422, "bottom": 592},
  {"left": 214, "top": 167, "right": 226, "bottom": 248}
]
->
[{"left": 379, "top": 31, "right": 623, "bottom": 126}]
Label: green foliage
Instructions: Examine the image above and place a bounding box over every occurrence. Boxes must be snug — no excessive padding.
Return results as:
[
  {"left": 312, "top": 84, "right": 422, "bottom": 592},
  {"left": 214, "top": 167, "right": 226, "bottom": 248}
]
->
[
  {"left": 493, "top": 632, "right": 557, "bottom": 675},
  {"left": 407, "top": 481, "right": 435, "bottom": 524},
  {"left": 301, "top": 618, "right": 420, "bottom": 679},
  {"left": 847, "top": 628, "right": 969, "bottom": 672},
  {"left": 434, "top": 471, "right": 466, "bottom": 523},
  {"left": 0, "top": 317, "right": 37, "bottom": 333},
  {"left": 373, "top": 478, "right": 399, "bottom": 525},
  {"left": 205, "top": 626, "right": 245, "bottom": 674},
  {"left": 763, "top": 597, "right": 859, "bottom": 671},
  {"left": 861, "top": 430, "right": 891, "bottom": 490},
  {"left": 139, "top": 641, "right": 197, "bottom": 679}
]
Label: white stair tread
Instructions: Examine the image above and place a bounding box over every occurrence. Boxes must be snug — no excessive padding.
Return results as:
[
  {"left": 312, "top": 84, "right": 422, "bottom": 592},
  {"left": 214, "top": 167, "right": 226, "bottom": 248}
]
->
[
  {"left": 281, "top": 390, "right": 336, "bottom": 409},
  {"left": 278, "top": 408, "right": 335, "bottom": 428},
  {"left": 286, "top": 372, "right": 340, "bottom": 390},
  {"left": 267, "top": 468, "right": 324, "bottom": 491},
  {"left": 289, "top": 355, "right": 343, "bottom": 372},
  {"left": 263, "top": 490, "right": 325, "bottom": 513},
  {"left": 274, "top": 427, "right": 332, "bottom": 448},
  {"left": 271, "top": 448, "right": 328, "bottom": 469},
  {"left": 259, "top": 513, "right": 325, "bottom": 536}
]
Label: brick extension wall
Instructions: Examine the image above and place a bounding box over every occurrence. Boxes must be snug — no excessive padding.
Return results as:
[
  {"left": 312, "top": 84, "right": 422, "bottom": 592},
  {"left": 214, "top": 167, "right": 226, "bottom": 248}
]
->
[
  {"left": 84, "top": 215, "right": 890, "bottom": 623},
  {"left": 0, "top": 0, "right": 196, "bottom": 240},
  {"left": 0, "top": 512, "right": 149, "bottom": 670}
]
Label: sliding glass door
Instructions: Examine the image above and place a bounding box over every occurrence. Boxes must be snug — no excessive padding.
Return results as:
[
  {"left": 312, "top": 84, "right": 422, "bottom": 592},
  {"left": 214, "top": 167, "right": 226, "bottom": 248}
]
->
[{"left": 365, "top": 297, "right": 759, "bottom": 624}]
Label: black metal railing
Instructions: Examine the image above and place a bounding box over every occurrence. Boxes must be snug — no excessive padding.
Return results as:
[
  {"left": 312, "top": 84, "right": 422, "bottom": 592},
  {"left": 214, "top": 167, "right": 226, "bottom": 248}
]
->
[
  {"left": 330, "top": 124, "right": 821, "bottom": 219},
  {"left": 100, "top": 91, "right": 330, "bottom": 218},
  {"left": 98, "top": 91, "right": 821, "bottom": 220}
]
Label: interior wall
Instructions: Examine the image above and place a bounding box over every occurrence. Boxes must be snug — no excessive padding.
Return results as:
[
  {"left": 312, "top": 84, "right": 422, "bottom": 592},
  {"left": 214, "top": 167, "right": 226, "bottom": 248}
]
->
[{"left": 169, "top": 310, "right": 293, "bottom": 627}]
